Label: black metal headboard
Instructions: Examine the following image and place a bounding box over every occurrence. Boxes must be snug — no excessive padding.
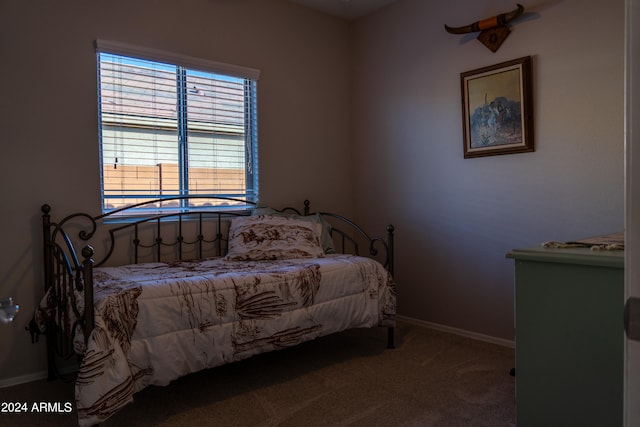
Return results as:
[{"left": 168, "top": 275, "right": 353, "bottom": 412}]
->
[{"left": 44, "top": 196, "right": 270, "bottom": 269}]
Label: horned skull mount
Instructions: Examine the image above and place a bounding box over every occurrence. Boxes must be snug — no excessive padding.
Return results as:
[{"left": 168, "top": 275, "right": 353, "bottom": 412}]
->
[{"left": 445, "top": 4, "right": 525, "bottom": 52}]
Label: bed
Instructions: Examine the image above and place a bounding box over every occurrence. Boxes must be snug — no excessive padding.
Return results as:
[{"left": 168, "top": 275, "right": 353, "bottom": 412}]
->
[{"left": 33, "top": 196, "right": 396, "bottom": 426}]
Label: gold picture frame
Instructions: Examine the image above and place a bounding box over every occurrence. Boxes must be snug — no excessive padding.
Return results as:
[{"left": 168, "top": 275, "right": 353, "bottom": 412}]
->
[{"left": 461, "top": 56, "right": 534, "bottom": 158}]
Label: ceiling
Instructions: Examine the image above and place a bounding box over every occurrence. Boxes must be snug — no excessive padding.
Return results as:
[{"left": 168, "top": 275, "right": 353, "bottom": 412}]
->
[{"left": 289, "top": 0, "right": 398, "bottom": 20}]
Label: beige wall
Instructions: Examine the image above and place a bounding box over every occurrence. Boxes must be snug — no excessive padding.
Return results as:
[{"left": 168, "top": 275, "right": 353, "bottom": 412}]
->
[
  {"left": 352, "top": 0, "right": 625, "bottom": 339},
  {"left": 0, "top": 0, "right": 352, "bottom": 383},
  {"left": 0, "top": 0, "right": 625, "bottom": 384}
]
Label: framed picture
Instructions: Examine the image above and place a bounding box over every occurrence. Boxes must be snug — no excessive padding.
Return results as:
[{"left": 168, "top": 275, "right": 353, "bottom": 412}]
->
[{"left": 460, "top": 56, "right": 534, "bottom": 158}]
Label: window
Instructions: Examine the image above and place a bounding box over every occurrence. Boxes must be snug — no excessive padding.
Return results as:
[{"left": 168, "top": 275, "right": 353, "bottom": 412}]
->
[{"left": 96, "top": 41, "right": 259, "bottom": 213}]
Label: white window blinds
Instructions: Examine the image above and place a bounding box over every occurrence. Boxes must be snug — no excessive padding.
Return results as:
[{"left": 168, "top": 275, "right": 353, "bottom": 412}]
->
[{"left": 96, "top": 40, "right": 259, "bottom": 212}]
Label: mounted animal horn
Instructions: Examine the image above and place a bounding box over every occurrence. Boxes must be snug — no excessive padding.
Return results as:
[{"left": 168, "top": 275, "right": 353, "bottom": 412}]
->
[
  {"left": 444, "top": 4, "right": 525, "bottom": 52},
  {"left": 444, "top": 4, "right": 524, "bottom": 34}
]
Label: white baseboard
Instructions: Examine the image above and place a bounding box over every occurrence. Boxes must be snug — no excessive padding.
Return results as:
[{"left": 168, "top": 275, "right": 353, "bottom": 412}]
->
[
  {"left": 397, "top": 315, "right": 515, "bottom": 349},
  {"left": 0, "top": 366, "right": 77, "bottom": 389},
  {"left": 0, "top": 370, "right": 49, "bottom": 389}
]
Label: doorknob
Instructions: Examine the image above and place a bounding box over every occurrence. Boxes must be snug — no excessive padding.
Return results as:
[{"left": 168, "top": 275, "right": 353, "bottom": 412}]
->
[{"left": 624, "top": 297, "right": 640, "bottom": 341}]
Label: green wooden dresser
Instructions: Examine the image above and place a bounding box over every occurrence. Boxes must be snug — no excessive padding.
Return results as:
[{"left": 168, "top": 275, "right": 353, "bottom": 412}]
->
[{"left": 507, "top": 245, "right": 624, "bottom": 427}]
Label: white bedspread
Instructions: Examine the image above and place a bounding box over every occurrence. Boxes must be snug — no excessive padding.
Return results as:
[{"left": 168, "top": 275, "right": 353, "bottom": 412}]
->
[{"left": 66, "top": 254, "right": 395, "bottom": 426}]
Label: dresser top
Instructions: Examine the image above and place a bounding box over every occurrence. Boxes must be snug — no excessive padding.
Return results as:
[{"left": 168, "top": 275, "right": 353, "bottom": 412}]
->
[{"left": 507, "top": 245, "right": 624, "bottom": 269}]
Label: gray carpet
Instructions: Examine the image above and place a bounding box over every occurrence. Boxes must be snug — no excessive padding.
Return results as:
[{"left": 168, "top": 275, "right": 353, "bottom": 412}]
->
[{"left": 0, "top": 321, "right": 515, "bottom": 426}]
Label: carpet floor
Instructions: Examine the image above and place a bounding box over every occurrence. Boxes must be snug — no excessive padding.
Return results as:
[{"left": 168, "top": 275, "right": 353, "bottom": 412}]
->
[{"left": 0, "top": 321, "right": 515, "bottom": 426}]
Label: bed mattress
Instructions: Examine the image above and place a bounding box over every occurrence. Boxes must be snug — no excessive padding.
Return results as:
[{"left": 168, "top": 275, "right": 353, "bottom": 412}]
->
[{"left": 59, "top": 254, "right": 395, "bottom": 426}]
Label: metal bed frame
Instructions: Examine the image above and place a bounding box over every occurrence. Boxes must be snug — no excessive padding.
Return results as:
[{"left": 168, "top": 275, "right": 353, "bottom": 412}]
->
[{"left": 35, "top": 196, "right": 395, "bottom": 380}]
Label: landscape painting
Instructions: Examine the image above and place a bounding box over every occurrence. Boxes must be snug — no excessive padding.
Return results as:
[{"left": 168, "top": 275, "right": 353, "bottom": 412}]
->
[{"left": 461, "top": 56, "right": 534, "bottom": 158}]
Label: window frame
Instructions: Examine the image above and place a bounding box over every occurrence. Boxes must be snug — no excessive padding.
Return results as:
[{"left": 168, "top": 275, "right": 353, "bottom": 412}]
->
[{"left": 95, "top": 40, "right": 260, "bottom": 214}]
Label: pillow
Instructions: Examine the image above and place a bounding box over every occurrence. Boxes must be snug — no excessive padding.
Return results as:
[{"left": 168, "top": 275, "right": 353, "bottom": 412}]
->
[
  {"left": 225, "top": 215, "right": 325, "bottom": 261},
  {"left": 251, "top": 207, "right": 335, "bottom": 254}
]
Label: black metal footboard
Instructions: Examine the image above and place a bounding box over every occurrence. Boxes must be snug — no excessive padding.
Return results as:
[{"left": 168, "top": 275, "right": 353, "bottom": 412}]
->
[
  {"left": 303, "top": 200, "right": 395, "bottom": 348},
  {"left": 38, "top": 196, "right": 396, "bottom": 380},
  {"left": 41, "top": 205, "right": 96, "bottom": 379}
]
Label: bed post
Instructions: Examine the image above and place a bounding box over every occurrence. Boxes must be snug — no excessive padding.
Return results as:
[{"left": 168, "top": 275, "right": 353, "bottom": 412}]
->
[
  {"left": 387, "top": 224, "right": 395, "bottom": 350},
  {"left": 42, "top": 205, "right": 52, "bottom": 292},
  {"left": 41, "top": 204, "right": 57, "bottom": 380},
  {"left": 80, "top": 246, "right": 95, "bottom": 343},
  {"left": 387, "top": 225, "right": 394, "bottom": 276}
]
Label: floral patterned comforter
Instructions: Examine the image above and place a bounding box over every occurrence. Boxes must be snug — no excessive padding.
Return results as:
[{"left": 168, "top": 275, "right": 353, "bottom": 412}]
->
[{"left": 52, "top": 254, "right": 395, "bottom": 426}]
